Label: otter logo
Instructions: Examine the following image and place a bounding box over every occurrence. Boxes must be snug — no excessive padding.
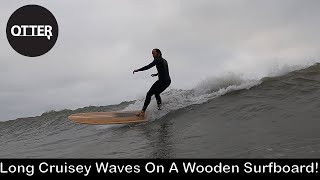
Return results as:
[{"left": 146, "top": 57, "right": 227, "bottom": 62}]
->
[
  {"left": 6, "top": 5, "right": 58, "bottom": 57},
  {"left": 11, "top": 25, "right": 53, "bottom": 40}
]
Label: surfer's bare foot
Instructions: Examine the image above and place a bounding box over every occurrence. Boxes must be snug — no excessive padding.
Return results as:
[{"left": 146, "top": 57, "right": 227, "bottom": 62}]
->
[
  {"left": 136, "top": 110, "right": 145, "bottom": 117},
  {"left": 157, "top": 103, "right": 162, "bottom": 110}
]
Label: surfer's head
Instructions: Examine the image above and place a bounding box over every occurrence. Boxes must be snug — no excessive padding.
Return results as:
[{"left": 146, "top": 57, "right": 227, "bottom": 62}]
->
[{"left": 152, "top": 48, "right": 162, "bottom": 58}]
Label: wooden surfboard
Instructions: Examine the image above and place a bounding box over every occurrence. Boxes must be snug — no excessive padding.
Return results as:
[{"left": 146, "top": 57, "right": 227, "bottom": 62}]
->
[{"left": 68, "top": 111, "right": 146, "bottom": 125}]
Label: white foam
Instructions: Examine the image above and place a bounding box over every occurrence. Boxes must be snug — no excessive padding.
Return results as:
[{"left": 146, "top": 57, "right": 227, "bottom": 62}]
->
[
  {"left": 123, "top": 74, "right": 261, "bottom": 122},
  {"left": 100, "top": 62, "right": 315, "bottom": 126}
]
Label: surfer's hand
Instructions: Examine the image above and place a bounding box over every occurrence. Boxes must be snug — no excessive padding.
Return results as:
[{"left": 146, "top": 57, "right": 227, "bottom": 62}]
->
[
  {"left": 151, "top": 73, "right": 158, "bottom": 77},
  {"left": 133, "top": 69, "right": 138, "bottom": 74}
]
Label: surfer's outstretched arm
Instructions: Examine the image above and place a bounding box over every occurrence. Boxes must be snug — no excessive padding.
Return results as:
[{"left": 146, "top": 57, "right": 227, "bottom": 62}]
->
[{"left": 133, "top": 60, "right": 157, "bottom": 74}]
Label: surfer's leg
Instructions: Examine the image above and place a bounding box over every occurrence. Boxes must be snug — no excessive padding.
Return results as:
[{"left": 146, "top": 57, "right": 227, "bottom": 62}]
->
[
  {"left": 155, "top": 93, "right": 161, "bottom": 105},
  {"left": 155, "top": 93, "right": 162, "bottom": 110},
  {"left": 142, "top": 81, "right": 161, "bottom": 111},
  {"left": 154, "top": 80, "right": 171, "bottom": 110},
  {"left": 142, "top": 92, "right": 152, "bottom": 112}
]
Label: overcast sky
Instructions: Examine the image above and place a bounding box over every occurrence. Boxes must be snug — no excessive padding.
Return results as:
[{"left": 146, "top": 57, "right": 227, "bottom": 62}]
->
[{"left": 1, "top": 0, "right": 319, "bottom": 120}]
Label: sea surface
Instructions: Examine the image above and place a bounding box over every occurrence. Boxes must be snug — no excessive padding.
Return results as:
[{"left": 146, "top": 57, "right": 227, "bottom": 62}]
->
[{"left": 1, "top": 63, "right": 320, "bottom": 158}]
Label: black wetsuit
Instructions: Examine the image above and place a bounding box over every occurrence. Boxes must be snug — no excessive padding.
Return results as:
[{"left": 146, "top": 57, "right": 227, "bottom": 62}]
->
[{"left": 137, "top": 57, "right": 171, "bottom": 111}]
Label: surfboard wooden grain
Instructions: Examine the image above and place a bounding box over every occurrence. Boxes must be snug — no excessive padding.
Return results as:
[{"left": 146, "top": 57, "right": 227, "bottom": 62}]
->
[{"left": 68, "top": 111, "right": 146, "bottom": 125}]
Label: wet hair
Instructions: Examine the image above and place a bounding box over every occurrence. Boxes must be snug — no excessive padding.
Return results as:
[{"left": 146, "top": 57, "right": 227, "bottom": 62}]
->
[{"left": 153, "top": 48, "right": 162, "bottom": 57}]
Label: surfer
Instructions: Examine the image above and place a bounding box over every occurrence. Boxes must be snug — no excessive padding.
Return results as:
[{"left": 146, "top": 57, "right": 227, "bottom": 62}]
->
[{"left": 133, "top": 48, "right": 171, "bottom": 117}]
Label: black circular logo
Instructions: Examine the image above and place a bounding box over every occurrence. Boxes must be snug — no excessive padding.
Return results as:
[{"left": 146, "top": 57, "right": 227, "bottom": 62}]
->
[{"left": 6, "top": 5, "right": 58, "bottom": 57}]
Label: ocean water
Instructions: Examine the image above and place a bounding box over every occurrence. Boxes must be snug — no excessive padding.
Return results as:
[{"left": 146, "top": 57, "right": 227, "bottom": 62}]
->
[{"left": 0, "top": 63, "right": 320, "bottom": 158}]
